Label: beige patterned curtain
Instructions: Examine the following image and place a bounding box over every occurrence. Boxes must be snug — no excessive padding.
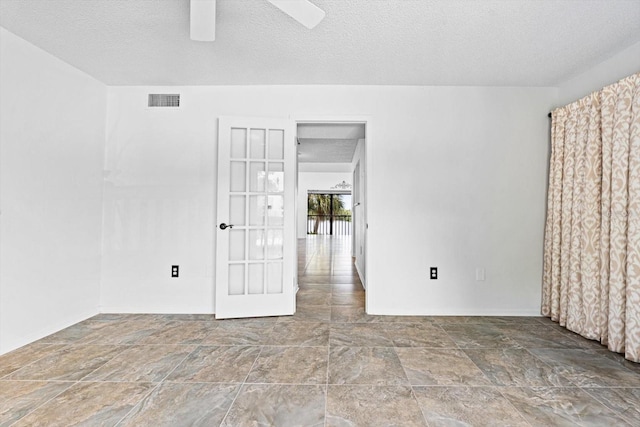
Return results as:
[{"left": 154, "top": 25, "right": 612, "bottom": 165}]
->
[{"left": 542, "top": 72, "right": 640, "bottom": 362}]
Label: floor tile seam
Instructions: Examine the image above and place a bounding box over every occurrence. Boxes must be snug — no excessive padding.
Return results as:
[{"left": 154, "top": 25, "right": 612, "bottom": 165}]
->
[
  {"left": 519, "top": 347, "right": 584, "bottom": 388},
  {"left": 0, "top": 379, "right": 78, "bottom": 383},
  {"left": 491, "top": 386, "right": 537, "bottom": 427},
  {"left": 7, "top": 378, "right": 78, "bottom": 425},
  {"left": 154, "top": 344, "right": 200, "bottom": 384},
  {"left": 455, "top": 348, "right": 517, "bottom": 388},
  {"left": 78, "top": 344, "right": 198, "bottom": 382},
  {"left": 424, "top": 383, "right": 640, "bottom": 391},
  {"left": 185, "top": 343, "right": 266, "bottom": 347},
  {"left": 508, "top": 342, "right": 596, "bottom": 351},
  {"left": 325, "top": 383, "right": 414, "bottom": 389},
  {"left": 594, "top": 353, "right": 640, "bottom": 375},
  {"left": 259, "top": 345, "right": 330, "bottom": 349},
  {"left": 327, "top": 344, "right": 398, "bottom": 349},
  {"left": 578, "top": 385, "right": 640, "bottom": 389},
  {"left": 237, "top": 381, "right": 329, "bottom": 386},
  {"left": 40, "top": 342, "right": 155, "bottom": 349},
  {"left": 607, "top": 407, "right": 638, "bottom": 425},
  {"left": 71, "top": 379, "right": 162, "bottom": 384},
  {"left": 490, "top": 385, "right": 607, "bottom": 389},
  {"left": 240, "top": 345, "right": 266, "bottom": 386},
  {"left": 112, "top": 382, "right": 163, "bottom": 427},
  {"left": 407, "top": 382, "right": 432, "bottom": 426},
  {"left": 411, "top": 384, "right": 526, "bottom": 389},
  {"left": 579, "top": 386, "right": 635, "bottom": 422},
  {"left": 68, "top": 345, "right": 131, "bottom": 383},
  {"left": 327, "top": 320, "right": 435, "bottom": 325},
  {"left": 26, "top": 340, "right": 78, "bottom": 351},
  {"left": 395, "top": 345, "right": 420, "bottom": 393},
  {"left": 159, "top": 380, "right": 248, "bottom": 385},
  {"left": 426, "top": 326, "right": 464, "bottom": 353},
  {"left": 24, "top": 340, "right": 74, "bottom": 345},
  {"left": 392, "top": 345, "right": 463, "bottom": 349},
  {"left": 462, "top": 348, "right": 579, "bottom": 387},
  {"left": 0, "top": 345, "right": 70, "bottom": 380},
  {"left": 324, "top": 341, "right": 330, "bottom": 427},
  {"left": 589, "top": 381, "right": 640, "bottom": 389},
  {"left": 526, "top": 347, "right": 637, "bottom": 388},
  {"left": 451, "top": 345, "right": 527, "bottom": 350},
  {"left": 218, "top": 346, "right": 265, "bottom": 427},
  {"left": 103, "top": 343, "right": 204, "bottom": 347},
  {"left": 443, "top": 346, "right": 494, "bottom": 387},
  {"left": 301, "top": 249, "right": 318, "bottom": 273},
  {"left": 500, "top": 384, "right": 636, "bottom": 424}
]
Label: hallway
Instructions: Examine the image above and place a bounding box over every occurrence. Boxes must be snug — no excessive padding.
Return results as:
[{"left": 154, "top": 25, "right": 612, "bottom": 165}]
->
[
  {"left": 1, "top": 236, "right": 639, "bottom": 425},
  {"left": 297, "top": 235, "right": 365, "bottom": 321}
]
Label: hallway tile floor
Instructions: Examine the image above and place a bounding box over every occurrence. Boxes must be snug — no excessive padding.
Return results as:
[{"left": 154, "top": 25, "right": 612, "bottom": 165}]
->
[{"left": 1, "top": 235, "right": 639, "bottom": 426}]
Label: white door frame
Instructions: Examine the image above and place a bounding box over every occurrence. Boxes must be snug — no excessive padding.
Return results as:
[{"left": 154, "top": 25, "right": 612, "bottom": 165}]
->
[{"left": 292, "top": 115, "right": 371, "bottom": 312}]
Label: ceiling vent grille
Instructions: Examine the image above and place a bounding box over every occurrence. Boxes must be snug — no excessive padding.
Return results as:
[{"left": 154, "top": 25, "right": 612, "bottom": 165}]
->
[{"left": 148, "top": 94, "right": 180, "bottom": 107}]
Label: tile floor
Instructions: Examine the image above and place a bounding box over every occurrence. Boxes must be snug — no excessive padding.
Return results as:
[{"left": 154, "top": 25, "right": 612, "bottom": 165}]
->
[{"left": 1, "top": 235, "right": 640, "bottom": 426}]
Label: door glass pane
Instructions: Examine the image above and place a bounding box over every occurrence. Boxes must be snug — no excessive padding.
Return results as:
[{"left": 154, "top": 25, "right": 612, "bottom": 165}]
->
[
  {"left": 229, "top": 264, "right": 245, "bottom": 295},
  {"left": 250, "top": 129, "right": 266, "bottom": 159},
  {"left": 249, "top": 229, "right": 265, "bottom": 260},
  {"left": 250, "top": 162, "right": 265, "bottom": 192},
  {"left": 249, "top": 196, "right": 266, "bottom": 226},
  {"left": 267, "top": 262, "right": 283, "bottom": 294},
  {"left": 229, "top": 229, "right": 245, "bottom": 261},
  {"left": 248, "top": 263, "right": 264, "bottom": 294},
  {"left": 231, "top": 128, "right": 247, "bottom": 159},
  {"left": 229, "top": 195, "right": 246, "bottom": 226},
  {"left": 268, "top": 162, "right": 284, "bottom": 192},
  {"left": 267, "top": 229, "right": 283, "bottom": 259},
  {"left": 230, "top": 162, "right": 246, "bottom": 192},
  {"left": 268, "top": 129, "right": 284, "bottom": 160},
  {"left": 268, "top": 195, "right": 284, "bottom": 226}
]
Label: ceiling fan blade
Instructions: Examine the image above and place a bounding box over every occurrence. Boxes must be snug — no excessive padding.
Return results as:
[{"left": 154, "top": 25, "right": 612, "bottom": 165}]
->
[
  {"left": 190, "top": 0, "right": 216, "bottom": 41},
  {"left": 267, "top": 0, "right": 325, "bottom": 29}
]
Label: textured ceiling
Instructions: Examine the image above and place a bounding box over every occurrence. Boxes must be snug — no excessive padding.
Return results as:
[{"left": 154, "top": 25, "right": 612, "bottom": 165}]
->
[
  {"left": 297, "top": 123, "right": 364, "bottom": 163},
  {"left": 297, "top": 138, "right": 359, "bottom": 163},
  {"left": 0, "top": 0, "right": 639, "bottom": 86}
]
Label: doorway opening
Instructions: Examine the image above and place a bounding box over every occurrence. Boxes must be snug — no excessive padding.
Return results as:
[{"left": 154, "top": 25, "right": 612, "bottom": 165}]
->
[{"left": 295, "top": 120, "right": 368, "bottom": 296}]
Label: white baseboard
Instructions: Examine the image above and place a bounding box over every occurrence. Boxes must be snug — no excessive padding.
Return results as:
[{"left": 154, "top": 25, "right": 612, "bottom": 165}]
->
[
  {"left": 0, "top": 308, "right": 98, "bottom": 355},
  {"left": 99, "top": 306, "right": 214, "bottom": 314},
  {"left": 354, "top": 262, "right": 366, "bottom": 290},
  {"left": 366, "top": 308, "right": 543, "bottom": 316}
]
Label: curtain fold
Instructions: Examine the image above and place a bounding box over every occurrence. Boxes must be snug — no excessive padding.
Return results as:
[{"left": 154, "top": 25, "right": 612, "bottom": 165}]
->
[{"left": 542, "top": 72, "right": 640, "bottom": 362}]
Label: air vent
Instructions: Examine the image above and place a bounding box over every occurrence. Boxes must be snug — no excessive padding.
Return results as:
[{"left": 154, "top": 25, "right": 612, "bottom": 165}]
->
[{"left": 148, "top": 94, "right": 180, "bottom": 107}]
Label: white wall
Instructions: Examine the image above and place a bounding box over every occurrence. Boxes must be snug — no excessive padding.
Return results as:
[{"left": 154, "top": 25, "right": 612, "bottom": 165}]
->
[
  {"left": 351, "top": 139, "right": 366, "bottom": 285},
  {"left": 556, "top": 40, "right": 640, "bottom": 106},
  {"left": 296, "top": 168, "right": 352, "bottom": 238},
  {"left": 100, "top": 90, "right": 216, "bottom": 313},
  {"left": 0, "top": 28, "right": 106, "bottom": 354},
  {"left": 103, "top": 85, "right": 556, "bottom": 316}
]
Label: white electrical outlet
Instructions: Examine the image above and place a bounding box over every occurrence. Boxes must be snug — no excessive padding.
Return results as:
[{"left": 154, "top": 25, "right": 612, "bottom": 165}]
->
[{"left": 475, "top": 268, "right": 485, "bottom": 281}]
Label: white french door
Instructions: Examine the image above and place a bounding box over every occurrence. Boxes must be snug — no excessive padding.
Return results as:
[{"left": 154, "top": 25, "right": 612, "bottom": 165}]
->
[{"left": 215, "top": 116, "right": 296, "bottom": 319}]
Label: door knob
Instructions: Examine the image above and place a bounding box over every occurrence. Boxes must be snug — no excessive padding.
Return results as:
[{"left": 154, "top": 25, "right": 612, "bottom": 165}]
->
[{"left": 219, "top": 223, "right": 234, "bottom": 230}]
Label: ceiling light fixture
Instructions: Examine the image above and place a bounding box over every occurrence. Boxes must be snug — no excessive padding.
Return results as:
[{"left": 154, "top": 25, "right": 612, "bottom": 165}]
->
[{"left": 331, "top": 181, "right": 352, "bottom": 190}]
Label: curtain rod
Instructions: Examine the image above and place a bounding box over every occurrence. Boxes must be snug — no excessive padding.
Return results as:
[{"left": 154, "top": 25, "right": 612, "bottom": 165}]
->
[{"left": 548, "top": 112, "right": 552, "bottom": 118}]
